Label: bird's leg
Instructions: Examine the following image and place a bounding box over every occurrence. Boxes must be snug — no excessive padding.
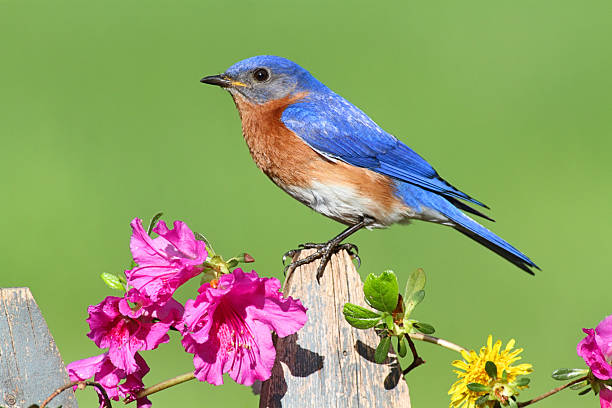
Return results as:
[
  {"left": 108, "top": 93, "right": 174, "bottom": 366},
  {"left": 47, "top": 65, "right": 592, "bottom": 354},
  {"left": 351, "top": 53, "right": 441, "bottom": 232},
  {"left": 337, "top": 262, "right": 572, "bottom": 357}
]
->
[{"left": 283, "top": 217, "right": 372, "bottom": 282}]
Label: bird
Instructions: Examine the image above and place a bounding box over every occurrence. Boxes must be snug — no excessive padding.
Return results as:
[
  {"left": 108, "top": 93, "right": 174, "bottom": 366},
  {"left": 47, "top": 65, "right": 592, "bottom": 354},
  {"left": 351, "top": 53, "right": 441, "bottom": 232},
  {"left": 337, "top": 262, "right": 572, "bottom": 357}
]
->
[{"left": 200, "top": 55, "right": 539, "bottom": 280}]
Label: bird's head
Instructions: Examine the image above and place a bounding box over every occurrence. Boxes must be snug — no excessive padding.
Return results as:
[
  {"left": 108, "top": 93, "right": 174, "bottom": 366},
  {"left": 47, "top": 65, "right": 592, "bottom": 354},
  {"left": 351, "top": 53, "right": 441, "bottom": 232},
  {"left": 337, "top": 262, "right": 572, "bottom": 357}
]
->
[{"left": 201, "top": 55, "right": 324, "bottom": 104}]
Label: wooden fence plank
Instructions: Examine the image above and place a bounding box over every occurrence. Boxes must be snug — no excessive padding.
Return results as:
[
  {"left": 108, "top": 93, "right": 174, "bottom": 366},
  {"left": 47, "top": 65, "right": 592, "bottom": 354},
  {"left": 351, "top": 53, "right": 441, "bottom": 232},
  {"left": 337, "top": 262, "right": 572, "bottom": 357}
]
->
[
  {"left": 259, "top": 249, "right": 411, "bottom": 408},
  {"left": 0, "top": 288, "right": 77, "bottom": 408}
]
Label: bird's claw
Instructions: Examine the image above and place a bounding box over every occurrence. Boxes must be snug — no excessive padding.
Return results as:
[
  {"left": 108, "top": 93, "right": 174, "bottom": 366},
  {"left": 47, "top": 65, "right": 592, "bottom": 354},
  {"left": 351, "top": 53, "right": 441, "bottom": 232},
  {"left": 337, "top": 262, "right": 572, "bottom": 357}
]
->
[
  {"left": 337, "top": 242, "right": 358, "bottom": 256},
  {"left": 282, "top": 249, "right": 299, "bottom": 266},
  {"left": 327, "top": 242, "right": 360, "bottom": 269},
  {"left": 282, "top": 249, "right": 302, "bottom": 276},
  {"left": 281, "top": 241, "right": 361, "bottom": 281}
]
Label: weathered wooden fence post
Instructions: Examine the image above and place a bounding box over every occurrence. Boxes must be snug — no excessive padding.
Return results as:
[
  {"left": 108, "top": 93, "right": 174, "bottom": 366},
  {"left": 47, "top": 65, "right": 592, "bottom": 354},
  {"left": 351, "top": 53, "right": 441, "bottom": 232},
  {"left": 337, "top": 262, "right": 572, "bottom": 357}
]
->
[
  {"left": 0, "top": 288, "right": 77, "bottom": 408},
  {"left": 259, "top": 249, "right": 411, "bottom": 407}
]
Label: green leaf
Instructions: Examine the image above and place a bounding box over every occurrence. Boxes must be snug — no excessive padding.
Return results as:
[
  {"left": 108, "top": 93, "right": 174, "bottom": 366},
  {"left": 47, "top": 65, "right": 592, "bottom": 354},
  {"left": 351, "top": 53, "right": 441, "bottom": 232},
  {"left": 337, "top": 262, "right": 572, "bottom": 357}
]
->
[
  {"left": 414, "top": 322, "right": 435, "bottom": 334},
  {"left": 375, "top": 336, "right": 391, "bottom": 363},
  {"left": 502, "top": 370, "right": 508, "bottom": 381},
  {"left": 342, "top": 303, "right": 382, "bottom": 329},
  {"left": 404, "top": 290, "right": 425, "bottom": 315},
  {"left": 404, "top": 268, "right": 426, "bottom": 304},
  {"left": 412, "top": 290, "right": 425, "bottom": 303},
  {"left": 570, "top": 381, "right": 589, "bottom": 390},
  {"left": 363, "top": 270, "right": 399, "bottom": 313},
  {"left": 397, "top": 336, "right": 408, "bottom": 358},
  {"left": 100, "top": 273, "right": 125, "bottom": 291},
  {"left": 551, "top": 368, "right": 589, "bottom": 381},
  {"left": 467, "top": 383, "right": 489, "bottom": 392},
  {"left": 485, "top": 361, "right": 497, "bottom": 380},
  {"left": 514, "top": 377, "right": 530, "bottom": 387},
  {"left": 384, "top": 314, "right": 395, "bottom": 330},
  {"left": 475, "top": 394, "right": 489, "bottom": 406},
  {"left": 402, "top": 269, "right": 425, "bottom": 317},
  {"left": 147, "top": 212, "right": 164, "bottom": 236},
  {"left": 578, "top": 387, "right": 592, "bottom": 396},
  {"left": 508, "top": 398, "right": 518, "bottom": 408}
]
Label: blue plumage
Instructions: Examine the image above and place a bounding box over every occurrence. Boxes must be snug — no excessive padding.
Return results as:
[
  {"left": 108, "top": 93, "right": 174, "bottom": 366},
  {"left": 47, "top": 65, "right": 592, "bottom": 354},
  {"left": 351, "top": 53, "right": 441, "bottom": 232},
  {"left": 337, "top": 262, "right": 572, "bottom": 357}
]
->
[
  {"left": 202, "top": 55, "right": 539, "bottom": 274},
  {"left": 282, "top": 96, "right": 488, "bottom": 208}
]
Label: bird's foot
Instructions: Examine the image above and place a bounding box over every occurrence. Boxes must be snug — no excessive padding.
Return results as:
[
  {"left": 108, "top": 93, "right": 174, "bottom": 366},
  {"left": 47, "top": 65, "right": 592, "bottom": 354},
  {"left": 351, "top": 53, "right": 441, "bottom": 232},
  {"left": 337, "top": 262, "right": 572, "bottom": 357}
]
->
[{"left": 282, "top": 242, "right": 360, "bottom": 282}]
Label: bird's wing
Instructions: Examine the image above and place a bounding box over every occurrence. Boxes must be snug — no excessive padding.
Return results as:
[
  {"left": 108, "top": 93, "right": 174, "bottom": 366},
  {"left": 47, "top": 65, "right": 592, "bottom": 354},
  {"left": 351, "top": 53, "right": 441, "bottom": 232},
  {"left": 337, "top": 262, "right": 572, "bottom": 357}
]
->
[{"left": 281, "top": 96, "right": 488, "bottom": 208}]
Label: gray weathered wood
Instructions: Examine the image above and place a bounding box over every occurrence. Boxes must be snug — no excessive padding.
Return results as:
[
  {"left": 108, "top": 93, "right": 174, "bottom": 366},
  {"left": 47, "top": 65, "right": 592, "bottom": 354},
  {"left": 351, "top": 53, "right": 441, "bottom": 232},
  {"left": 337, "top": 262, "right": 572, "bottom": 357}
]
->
[
  {"left": 259, "top": 249, "right": 411, "bottom": 408},
  {"left": 0, "top": 287, "right": 77, "bottom": 408}
]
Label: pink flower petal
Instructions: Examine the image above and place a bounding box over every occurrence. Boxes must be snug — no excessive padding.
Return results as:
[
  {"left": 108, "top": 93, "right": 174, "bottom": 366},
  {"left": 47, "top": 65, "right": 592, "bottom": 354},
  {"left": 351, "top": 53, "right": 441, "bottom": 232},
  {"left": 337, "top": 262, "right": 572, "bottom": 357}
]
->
[
  {"left": 184, "top": 307, "right": 276, "bottom": 386},
  {"left": 153, "top": 220, "right": 207, "bottom": 264},
  {"left": 248, "top": 275, "right": 307, "bottom": 338},
  {"left": 129, "top": 218, "right": 172, "bottom": 267},
  {"left": 601, "top": 387, "right": 612, "bottom": 408},
  {"left": 119, "top": 289, "right": 152, "bottom": 319},
  {"left": 181, "top": 297, "right": 216, "bottom": 344},
  {"left": 108, "top": 335, "right": 143, "bottom": 374},
  {"left": 578, "top": 328, "right": 612, "bottom": 380},
  {"left": 67, "top": 352, "right": 151, "bottom": 408},
  {"left": 181, "top": 268, "right": 307, "bottom": 386},
  {"left": 188, "top": 341, "right": 225, "bottom": 385},
  {"left": 67, "top": 353, "right": 123, "bottom": 406},
  {"left": 126, "top": 264, "right": 199, "bottom": 304},
  {"left": 596, "top": 315, "right": 612, "bottom": 362},
  {"left": 85, "top": 292, "right": 175, "bottom": 374},
  {"left": 226, "top": 318, "right": 276, "bottom": 385},
  {"left": 126, "top": 218, "right": 206, "bottom": 304},
  {"left": 152, "top": 296, "right": 184, "bottom": 324},
  {"left": 67, "top": 354, "right": 108, "bottom": 382},
  {"left": 86, "top": 296, "right": 123, "bottom": 349},
  {"left": 94, "top": 357, "right": 125, "bottom": 398}
]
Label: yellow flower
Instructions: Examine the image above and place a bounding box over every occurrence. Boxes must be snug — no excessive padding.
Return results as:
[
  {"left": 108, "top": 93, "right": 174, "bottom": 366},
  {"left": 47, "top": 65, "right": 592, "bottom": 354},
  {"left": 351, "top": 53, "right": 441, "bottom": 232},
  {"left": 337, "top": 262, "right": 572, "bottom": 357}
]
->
[{"left": 448, "top": 335, "right": 533, "bottom": 408}]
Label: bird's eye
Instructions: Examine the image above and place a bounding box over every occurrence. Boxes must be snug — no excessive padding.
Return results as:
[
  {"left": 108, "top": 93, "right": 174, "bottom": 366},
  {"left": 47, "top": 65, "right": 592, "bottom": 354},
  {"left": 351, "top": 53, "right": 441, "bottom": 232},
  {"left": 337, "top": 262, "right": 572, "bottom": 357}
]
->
[{"left": 252, "top": 68, "right": 270, "bottom": 82}]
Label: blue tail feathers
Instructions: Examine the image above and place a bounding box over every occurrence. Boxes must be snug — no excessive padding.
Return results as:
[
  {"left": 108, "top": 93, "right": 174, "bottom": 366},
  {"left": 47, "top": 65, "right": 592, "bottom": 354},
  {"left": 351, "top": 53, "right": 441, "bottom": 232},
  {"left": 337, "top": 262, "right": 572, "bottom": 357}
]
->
[
  {"left": 395, "top": 182, "right": 539, "bottom": 274},
  {"left": 448, "top": 210, "right": 539, "bottom": 275}
]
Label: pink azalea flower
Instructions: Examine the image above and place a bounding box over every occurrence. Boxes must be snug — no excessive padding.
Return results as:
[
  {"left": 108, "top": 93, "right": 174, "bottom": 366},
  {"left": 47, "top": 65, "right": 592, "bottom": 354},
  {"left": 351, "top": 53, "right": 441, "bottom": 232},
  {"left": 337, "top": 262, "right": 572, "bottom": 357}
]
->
[
  {"left": 577, "top": 315, "right": 612, "bottom": 380},
  {"left": 87, "top": 290, "right": 183, "bottom": 374},
  {"left": 67, "top": 352, "right": 151, "bottom": 408},
  {"left": 181, "top": 268, "right": 307, "bottom": 386},
  {"left": 125, "top": 218, "right": 207, "bottom": 303}
]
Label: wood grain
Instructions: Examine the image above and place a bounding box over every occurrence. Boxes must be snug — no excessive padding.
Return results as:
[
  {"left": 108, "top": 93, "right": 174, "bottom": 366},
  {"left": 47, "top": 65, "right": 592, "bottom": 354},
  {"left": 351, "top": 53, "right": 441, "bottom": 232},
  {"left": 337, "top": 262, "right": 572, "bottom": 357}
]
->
[
  {"left": 0, "top": 287, "right": 77, "bottom": 408},
  {"left": 259, "top": 249, "right": 411, "bottom": 408}
]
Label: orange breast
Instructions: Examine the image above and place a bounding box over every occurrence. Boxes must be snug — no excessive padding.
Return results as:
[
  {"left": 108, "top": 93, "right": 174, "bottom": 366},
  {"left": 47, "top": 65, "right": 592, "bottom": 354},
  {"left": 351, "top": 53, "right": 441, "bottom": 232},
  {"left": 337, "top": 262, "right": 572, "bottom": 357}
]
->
[
  {"left": 231, "top": 92, "right": 406, "bottom": 223},
  {"left": 232, "top": 92, "right": 316, "bottom": 188}
]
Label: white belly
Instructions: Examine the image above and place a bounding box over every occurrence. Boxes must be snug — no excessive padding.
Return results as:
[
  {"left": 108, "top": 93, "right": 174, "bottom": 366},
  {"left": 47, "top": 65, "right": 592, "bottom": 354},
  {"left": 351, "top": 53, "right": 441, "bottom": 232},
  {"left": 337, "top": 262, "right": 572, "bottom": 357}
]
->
[{"left": 281, "top": 181, "right": 423, "bottom": 228}]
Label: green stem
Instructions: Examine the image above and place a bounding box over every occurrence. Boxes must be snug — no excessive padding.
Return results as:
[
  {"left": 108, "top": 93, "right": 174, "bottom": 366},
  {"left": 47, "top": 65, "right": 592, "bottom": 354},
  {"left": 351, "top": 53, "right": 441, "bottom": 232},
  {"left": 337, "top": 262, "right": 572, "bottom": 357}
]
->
[
  {"left": 408, "top": 332, "right": 468, "bottom": 354},
  {"left": 128, "top": 372, "right": 196, "bottom": 402}
]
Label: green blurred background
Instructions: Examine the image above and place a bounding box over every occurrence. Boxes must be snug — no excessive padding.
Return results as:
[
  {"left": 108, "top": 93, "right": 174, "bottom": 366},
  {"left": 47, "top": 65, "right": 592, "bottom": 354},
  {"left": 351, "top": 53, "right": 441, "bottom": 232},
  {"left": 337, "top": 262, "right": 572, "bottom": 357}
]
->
[{"left": 1, "top": 0, "right": 611, "bottom": 406}]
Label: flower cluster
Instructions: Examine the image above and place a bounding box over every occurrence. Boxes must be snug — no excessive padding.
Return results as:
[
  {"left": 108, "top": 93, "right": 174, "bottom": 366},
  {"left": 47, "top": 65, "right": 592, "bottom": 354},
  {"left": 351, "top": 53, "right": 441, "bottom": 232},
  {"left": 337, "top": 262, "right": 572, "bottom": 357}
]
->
[{"left": 67, "top": 217, "right": 307, "bottom": 407}]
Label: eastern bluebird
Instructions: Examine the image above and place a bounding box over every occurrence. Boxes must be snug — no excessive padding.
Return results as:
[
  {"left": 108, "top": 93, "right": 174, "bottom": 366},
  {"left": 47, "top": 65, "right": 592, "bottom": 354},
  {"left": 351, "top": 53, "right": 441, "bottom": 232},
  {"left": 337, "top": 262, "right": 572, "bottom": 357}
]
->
[{"left": 201, "top": 56, "right": 539, "bottom": 280}]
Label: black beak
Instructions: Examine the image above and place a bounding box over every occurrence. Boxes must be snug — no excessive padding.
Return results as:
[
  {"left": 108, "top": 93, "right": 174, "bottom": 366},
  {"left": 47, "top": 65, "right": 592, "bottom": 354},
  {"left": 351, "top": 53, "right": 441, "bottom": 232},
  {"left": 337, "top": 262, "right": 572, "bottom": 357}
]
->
[{"left": 200, "top": 74, "right": 232, "bottom": 88}]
